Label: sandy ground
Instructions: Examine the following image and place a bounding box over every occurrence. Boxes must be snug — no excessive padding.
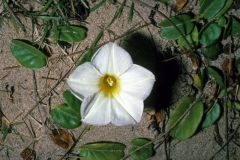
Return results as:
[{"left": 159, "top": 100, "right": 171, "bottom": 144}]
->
[{"left": 0, "top": 0, "right": 240, "bottom": 159}]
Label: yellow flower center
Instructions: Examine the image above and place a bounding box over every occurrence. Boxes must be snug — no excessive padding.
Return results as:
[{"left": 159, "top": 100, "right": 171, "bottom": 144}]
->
[{"left": 98, "top": 74, "right": 120, "bottom": 97}]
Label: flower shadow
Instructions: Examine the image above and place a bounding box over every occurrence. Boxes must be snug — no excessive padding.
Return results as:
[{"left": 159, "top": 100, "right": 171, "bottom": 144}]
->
[{"left": 120, "top": 33, "right": 181, "bottom": 112}]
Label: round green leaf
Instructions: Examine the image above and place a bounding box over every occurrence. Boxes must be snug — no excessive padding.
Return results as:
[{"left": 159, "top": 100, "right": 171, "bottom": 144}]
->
[
  {"left": 204, "top": 43, "right": 221, "bottom": 59},
  {"left": 50, "top": 90, "right": 81, "bottom": 129},
  {"left": 201, "top": 103, "right": 221, "bottom": 128},
  {"left": 232, "top": 17, "right": 240, "bottom": 37},
  {"left": 217, "top": 16, "right": 227, "bottom": 27},
  {"left": 199, "top": 23, "right": 222, "bottom": 45},
  {"left": 207, "top": 67, "right": 224, "bottom": 89},
  {"left": 76, "top": 142, "right": 125, "bottom": 160},
  {"left": 129, "top": 138, "right": 154, "bottom": 160},
  {"left": 178, "top": 26, "right": 198, "bottom": 49},
  {"left": 168, "top": 96, "right": 204, "bottom": 140},
  {"left": 57, "top": 26, "right": 87, "bottom": 42},
  {"left": 200, "top": 0, "right": 226, "bottom": 19},
  {"left": 159, "top": 14, "right": 194, "bottom": 40},
  {"left": 10, "top": 39, "right": 47, "bottom": 69}
]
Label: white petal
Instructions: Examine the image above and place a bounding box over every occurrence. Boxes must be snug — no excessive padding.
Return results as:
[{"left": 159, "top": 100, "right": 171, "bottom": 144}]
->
[
  {"left": 91, "top": 42, "right": 133, "bottom": 76},
  {"left": 111, "top": 92, "right": 143, "bottom": 126},
  {"left": 67, "top": 62, "right": 101, "bottom": 100},
  {"left": 119, "top": 64, "right": 155, "bottom": 100},
  {"left": 81, "top": 92, "right": 111, "bottom": 125}
]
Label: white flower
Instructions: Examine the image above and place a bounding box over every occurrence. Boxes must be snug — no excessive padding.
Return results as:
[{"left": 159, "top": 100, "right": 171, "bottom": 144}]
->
[{"left": 67, "top": 42, "right": 155, "bottom": 126}]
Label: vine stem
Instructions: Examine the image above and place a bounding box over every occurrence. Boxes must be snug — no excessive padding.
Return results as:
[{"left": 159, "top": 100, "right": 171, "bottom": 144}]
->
[
  {"left": 3, "top": 23, "right": 151, "bottom": 70},
  {"left": 121, "top": 92, "right": 203, "bottom": 159}
]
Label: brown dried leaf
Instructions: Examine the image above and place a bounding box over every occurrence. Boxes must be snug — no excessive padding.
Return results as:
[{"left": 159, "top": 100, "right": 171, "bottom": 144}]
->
[
  {"left": 146, "top": 109, "right": 162, "bottom": 123},
  {"left": 190, "top": 54, "right": 199, "bottom": 72},
  {"left": 50, "top": 129, "right": 74, "bottom": 150},
  {"left": 20, "top": 148, "right": 36, "bottom": 160},
  {"left": 153, "top": 111, "right": 162, "bottom": 123},
  {"left": 173, "top": 0, "right": 188, "bottom": 12},
  {"left": 222, "top": 58, "right": 234, "bottom": 76}
]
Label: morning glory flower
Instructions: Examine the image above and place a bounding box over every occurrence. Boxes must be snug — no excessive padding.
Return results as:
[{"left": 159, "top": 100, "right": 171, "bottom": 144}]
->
[{"left": 67, "top": 42, "right": 155, "bottom": 126}]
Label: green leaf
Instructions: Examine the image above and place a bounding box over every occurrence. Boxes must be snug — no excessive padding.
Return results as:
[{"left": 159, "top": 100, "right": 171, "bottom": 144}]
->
[
  {"left": 204, "top": 43, "right": 221, "bottom": 59},
  {"left": 10, "top": 39, "right": 47, "bottom": 70},
  {"left": 57, "top": 26, "right": 87, "bottom": 42},
  {"left": 76, "top": 47, "right": 100, "bottom": 67},
  {"left": 50, "top": 90, "right": 81, "bottom": 129},
  {"left": 193, "top": 73, "right": 202, "bottom": 89},
  {"left": 76, "top": 30, "right": 103, "bottom": 66},
  {"left": 233, "top": 101, "right": 240, "bottom": 111},
  {"left": 76, "top": 142, "right": 125, "bottom": 160},
  {"left": 159, "top": 14, "right": 194, "bottom": 40},
  {"left": 200, "top": 0, "right": 226, "bottom": 19},
  {"left": 107, "top": 0, "right": 126, "bottom": 27},
  {"left": 128, "top": 2, "right": 134, "bottom": 23},
  {"left": 90, "top": 0, "right": 106, "bottom": 12},
  {"left": 232, "top": 17, "right": 240, "bottom": 37},
  {"left": 199, "top": 23, "right": 221, "bottom": 45},
  {"left": 201, "top": 103, "right": 221, "bottom": 128},
  {"left": 235, "top": 57, "right": 240, "bottom": 74},
  {"left": 177, "top": 26, "right": 198, "bottom": 49},
  {"left": 223, "top": 15, "right": 232, "bottom": 39},
  {"left": 168, "top": 96, "right": 204, "bottom": 140},
  {"left": 129, "top": 138, "right": 154, "bottom": 160},
  {"left": 207, "top": 67, "right": 225, "bottom": 89},
  {"left": 215, "top": 0, "right": 234, "bottom": 17},
  {"left": 217, "top": 16, "right": 227, "bottom": 27}
]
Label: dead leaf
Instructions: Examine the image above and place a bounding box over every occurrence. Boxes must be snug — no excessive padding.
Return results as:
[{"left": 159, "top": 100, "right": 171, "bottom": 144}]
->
[
  {"left": 173, "top": 0, "right": 188, "bottom": 12},
  {"left": 153, "top": 111, "right": 162, "bottom": 123},
  {"left": 190, "top": 54, "right": 199, "bottom": 73},
  {"left": 50, "top": 129, "right": 74, "bottom": 150},
  {"left": 146, "top": 109, "right": 162, "bottom": 123},
  {"left": 205, "top": 84, "right": 217, "bottom": 105},
  {"left": 20, "top": 148, "right": 36, "bottom": 160},
  {"left": 222, "top": 58, "right": 234, "bottom": 76}
]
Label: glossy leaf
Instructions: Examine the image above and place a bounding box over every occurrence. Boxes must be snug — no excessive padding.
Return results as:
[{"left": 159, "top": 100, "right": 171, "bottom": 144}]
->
[
  {"left": 159, "top": 14, "right": 194, "bottom": 40},
  {"left": 57, "top": 26, "right": 87, "bottom": 42},
  {"left": 178, "top": 26, "right": 198, "bottom": 49},
  {"left": 199, "top": 23, "right": 221, "bottom": 45},
  {"left": 168, "top": 97, "right": 204, "bottom": 140},
  {"left": 232, "top": 17, "right": 240, "bottom": 37},
  {"left": 129, "top": 138, "right": 154, "bottom": 160},
  {"left": 204, "top": 43, "right": 221, "bottom": 59},
  {"left": 201, "top": 103, "right": 221, "bottom": 128},
  {"left": 50, "top": 90, "right": 81, "bottom": 129},
  {"left": 217, "top": 16, "right": 227, "bottom": 27},
  {"left": 215, "top": 0, "right": 234, "bottom": 17},
  {"left": 10, "top": 39, "right": 47, "bottom": 69},
  {"left": 76, "top": 142, "right": 125, "bottom": 160},
  {"left": 200, "top": 0, "right": 226, "bottom": 19},
  {"left": 207, "top": 67, "right": 225, "bottom": 89}
]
